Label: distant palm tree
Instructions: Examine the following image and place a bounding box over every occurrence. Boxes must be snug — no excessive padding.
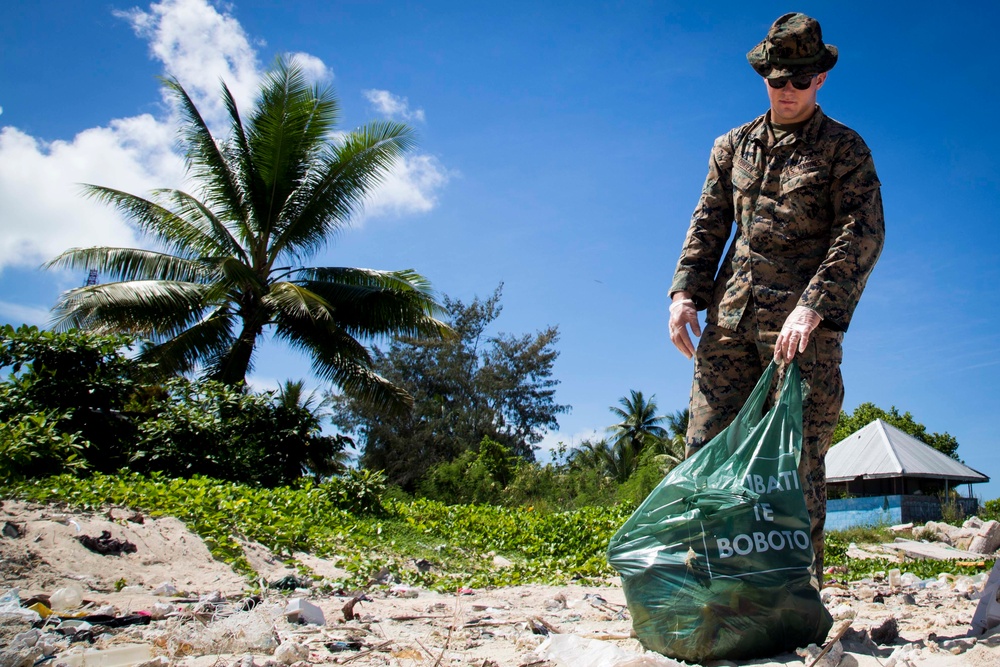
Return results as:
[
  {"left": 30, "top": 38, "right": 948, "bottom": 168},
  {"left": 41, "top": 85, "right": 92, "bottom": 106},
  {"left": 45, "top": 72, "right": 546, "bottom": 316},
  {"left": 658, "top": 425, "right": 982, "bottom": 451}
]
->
[
  {"left": 47, "top": 57, "right": 448, "bottom": 414},
  {"left": 608, "top": 390, "right": 669, "bottom": 458},
  {"left": 277, "top": 379, "right": 353, "bottom": 475}
]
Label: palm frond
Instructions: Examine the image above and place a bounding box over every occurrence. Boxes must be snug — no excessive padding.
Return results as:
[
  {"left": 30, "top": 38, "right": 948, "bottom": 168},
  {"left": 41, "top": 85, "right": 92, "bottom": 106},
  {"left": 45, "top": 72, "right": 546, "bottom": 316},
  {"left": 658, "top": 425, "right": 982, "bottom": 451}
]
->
[
  {"left": 157, "top": 189, "right": 248, "bottom": 261},
  {"left": 161, "top": 76, "right": 249, "bottom": 227},
  {"left": 292, "top": 267, "right": 449, "bottom": 339},
  {"left": 50, "top": 281, "right": 214, "bottom": 337},
  {"left": 138, "top": 309, "right": 237, "bottom": 379},
  {"left": 264, "top": 282, "right": 334, "bottom": 322},
  {"left": 246, "top": 57, "right": 339, "bottom": 249},
  {"left": 270, "top": 121, "right": 416, "bottom": 260},
  {"left": 275, "top": 317, "right": 411, "bottom": 416},
  {"left": 45, "top": 247, "right": 209, "bottom": 283}
]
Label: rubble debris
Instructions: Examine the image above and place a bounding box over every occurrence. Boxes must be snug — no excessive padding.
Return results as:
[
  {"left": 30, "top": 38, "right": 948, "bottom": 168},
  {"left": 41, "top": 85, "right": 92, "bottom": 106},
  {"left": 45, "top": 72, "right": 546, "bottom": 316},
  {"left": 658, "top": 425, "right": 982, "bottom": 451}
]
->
[
  {"left": 970, "top": 520, "right": 1000, "bottom": 555},
  {"left": 76, "top": 531, "right": 137, "bottom": 556},
  {"left": 273, "top": 641, "right": 309, "bottom": 665},
  {"left": 970, "top": 559, "right": 1000, "bottom": 637}
]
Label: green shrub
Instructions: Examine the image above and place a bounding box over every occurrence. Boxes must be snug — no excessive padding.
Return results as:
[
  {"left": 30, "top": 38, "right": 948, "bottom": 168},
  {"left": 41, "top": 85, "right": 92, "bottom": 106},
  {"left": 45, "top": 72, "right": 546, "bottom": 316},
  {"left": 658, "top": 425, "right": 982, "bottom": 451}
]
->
[
  {"left": 132, "top": 378, "right": 345, "bottom": 487},
  {"left": 979, "top": 498, "right": 1000, "bottom": 522},
  {"left": 0, "top": 325, "right": 140, "bottom": 472},
  {"left": 0, "top": 411, "right": 88, "bottom": 481}
]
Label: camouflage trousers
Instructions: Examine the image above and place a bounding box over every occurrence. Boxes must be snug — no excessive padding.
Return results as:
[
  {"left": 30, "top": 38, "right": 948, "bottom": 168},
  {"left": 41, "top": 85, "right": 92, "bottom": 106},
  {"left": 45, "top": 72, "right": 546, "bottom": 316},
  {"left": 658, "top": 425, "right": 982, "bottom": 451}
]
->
[{"left": 685, "top": 306, "right": 844, "bottom": 586}]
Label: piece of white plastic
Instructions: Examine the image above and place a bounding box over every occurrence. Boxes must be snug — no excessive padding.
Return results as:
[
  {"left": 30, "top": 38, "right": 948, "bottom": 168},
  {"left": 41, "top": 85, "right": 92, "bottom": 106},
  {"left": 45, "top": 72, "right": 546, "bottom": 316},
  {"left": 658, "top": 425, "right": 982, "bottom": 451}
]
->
[
  {"left": 152, "top": 582, "right": 178, "bottom": 596},
  {"left": 58, "top": 644, "right": 153, "bottom": 667},
  {"left": 283, "top": 598, "right": 326, "bottom": 625},
  {"left": 540, "top": 634, "right": 686, "bottom": 667},
  {"left": 0, "top": 588, "right": 40, "bottom": 622},
  {"left": 50, "top": 583, "right": 85, "bottom": 611}
]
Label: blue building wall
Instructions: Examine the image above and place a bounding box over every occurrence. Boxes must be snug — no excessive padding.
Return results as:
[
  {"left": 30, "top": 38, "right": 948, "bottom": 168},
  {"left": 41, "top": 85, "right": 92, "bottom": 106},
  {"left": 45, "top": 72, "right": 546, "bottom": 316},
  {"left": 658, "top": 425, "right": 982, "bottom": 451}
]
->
[
  {"left": 826, "top": 495, "right": 979, "bottom": 530},
  {"left": 826, "top": 495, "right": 902, "bottom": 531}
]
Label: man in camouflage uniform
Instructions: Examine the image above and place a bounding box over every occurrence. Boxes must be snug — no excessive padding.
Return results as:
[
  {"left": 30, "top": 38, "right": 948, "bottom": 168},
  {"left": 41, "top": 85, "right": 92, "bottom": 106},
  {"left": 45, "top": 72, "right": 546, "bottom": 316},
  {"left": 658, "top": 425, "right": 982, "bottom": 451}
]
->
[{"left": 668, "top": 13, "right": 884, "bottom": 583}]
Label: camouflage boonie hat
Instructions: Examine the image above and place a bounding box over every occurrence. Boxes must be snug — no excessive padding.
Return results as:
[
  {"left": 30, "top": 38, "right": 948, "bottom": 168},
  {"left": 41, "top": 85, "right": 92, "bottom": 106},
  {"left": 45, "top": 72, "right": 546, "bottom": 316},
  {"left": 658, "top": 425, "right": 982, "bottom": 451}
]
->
[{"left": 747, "top": 13, "right": 838, "bottom": 79}]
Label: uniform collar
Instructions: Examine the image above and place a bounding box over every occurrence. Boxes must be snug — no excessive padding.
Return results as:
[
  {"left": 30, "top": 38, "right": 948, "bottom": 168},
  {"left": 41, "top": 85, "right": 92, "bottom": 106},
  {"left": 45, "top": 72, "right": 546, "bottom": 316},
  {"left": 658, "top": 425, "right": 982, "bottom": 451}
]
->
[{"left": 752, "top": 105, "right": 826, "bottom": 147}]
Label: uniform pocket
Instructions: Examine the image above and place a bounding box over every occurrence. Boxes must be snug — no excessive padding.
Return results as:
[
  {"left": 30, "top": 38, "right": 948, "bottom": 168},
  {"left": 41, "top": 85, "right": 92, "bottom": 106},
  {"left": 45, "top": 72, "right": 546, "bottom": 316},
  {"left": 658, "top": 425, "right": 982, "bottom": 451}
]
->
[{"left": 780, "top": 164, "right": 828, "bottom": 195}]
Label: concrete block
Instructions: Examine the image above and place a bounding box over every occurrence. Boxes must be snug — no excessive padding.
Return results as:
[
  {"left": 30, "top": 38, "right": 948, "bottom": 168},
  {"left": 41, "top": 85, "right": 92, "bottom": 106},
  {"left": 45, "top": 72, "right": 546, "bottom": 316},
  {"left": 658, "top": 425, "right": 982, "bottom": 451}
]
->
[{"left": 969, "top": 520, "right": 1000, "bottom": 555}]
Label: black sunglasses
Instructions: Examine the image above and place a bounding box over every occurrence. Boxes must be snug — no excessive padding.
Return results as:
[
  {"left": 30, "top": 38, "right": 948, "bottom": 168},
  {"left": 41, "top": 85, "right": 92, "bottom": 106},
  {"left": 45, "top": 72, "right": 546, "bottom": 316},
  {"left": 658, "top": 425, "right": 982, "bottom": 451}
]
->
[{"left": 767, "top": 74, "right": 816, "bottom": 91}]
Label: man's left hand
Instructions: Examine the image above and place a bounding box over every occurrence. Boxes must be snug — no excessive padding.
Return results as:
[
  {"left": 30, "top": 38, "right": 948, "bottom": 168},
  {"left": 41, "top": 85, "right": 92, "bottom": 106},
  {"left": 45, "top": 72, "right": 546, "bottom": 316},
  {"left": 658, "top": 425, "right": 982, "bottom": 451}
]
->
[{"left": 775, "top": 306, "right": 822, "bottom": 362}]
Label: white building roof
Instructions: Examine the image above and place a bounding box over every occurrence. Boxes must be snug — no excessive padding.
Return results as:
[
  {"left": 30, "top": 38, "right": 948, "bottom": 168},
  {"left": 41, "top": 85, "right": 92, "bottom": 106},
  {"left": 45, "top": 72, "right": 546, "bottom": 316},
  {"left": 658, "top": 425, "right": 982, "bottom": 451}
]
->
[{"left": 826, "top": 419, "right": 989, "bottom": 484}]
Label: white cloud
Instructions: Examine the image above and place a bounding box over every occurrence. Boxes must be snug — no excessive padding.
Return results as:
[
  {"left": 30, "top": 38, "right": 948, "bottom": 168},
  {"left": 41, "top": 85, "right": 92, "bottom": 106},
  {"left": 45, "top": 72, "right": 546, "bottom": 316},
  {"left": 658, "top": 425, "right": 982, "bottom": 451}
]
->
[
  {"left": 362, "top": 154, "right": 451, "bottom": 219},
  {"left": 0, "top": 300, "right": 52, "bottom": 327},
  {"left": 287, "top": 52, "right": 333, "bottom": 84},
  {"left": 363, "top": 89, "right": 426, "bottom": 122},
  {"left": 116, "top": 0, "right": 261, "bottom": 128},
  {"left": 0, "top": 118, "right": 184, "bottom": 270},
  {"left": 0, "top": 0, "right": 446, "bottom": 272}
]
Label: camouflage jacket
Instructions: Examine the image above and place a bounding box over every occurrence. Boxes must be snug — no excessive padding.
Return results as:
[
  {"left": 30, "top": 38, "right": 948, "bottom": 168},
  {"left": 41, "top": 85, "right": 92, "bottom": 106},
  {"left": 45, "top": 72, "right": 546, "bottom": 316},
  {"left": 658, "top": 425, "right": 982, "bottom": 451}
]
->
[{"left": 670, "top": 107, "right": 884, "bottom": 333}]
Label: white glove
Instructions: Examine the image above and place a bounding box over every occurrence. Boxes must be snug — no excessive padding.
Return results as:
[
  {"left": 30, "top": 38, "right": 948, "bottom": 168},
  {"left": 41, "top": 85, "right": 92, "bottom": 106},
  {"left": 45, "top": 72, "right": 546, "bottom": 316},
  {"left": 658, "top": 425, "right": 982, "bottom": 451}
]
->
[
  {"left": 669, "top": 295, "right": 701, "bottom": 359},
  {"left": 775, "top": 306, "right": 822, "bottom": 363}
]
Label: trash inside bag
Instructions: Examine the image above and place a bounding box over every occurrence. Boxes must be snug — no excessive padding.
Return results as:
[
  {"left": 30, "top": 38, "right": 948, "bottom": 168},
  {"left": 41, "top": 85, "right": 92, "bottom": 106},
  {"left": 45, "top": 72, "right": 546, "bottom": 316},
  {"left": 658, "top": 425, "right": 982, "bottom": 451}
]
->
[{"left": 607, "top": 361, "right": 832, "bottom": 662}]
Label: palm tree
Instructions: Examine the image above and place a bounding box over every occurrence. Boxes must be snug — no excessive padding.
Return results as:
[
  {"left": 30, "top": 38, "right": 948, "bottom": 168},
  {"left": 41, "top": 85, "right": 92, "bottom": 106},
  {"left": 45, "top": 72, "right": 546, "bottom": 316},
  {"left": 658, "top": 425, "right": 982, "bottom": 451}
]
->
[
  {"left": 47, "top": 57, "right": 448, "bottom": 413},
  {"left": 608, "top": 390, "right": 669, "bottom": 457},
  {"left": 277, "top": 379, "right": 354, "bottom": 476}
]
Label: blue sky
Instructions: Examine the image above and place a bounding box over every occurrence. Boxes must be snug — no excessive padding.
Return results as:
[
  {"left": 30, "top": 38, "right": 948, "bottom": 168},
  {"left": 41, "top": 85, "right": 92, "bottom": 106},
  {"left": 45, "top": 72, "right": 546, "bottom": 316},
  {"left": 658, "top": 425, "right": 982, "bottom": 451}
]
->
[{"left": 2, "top": 1, "right": 999, "bottom": 500}]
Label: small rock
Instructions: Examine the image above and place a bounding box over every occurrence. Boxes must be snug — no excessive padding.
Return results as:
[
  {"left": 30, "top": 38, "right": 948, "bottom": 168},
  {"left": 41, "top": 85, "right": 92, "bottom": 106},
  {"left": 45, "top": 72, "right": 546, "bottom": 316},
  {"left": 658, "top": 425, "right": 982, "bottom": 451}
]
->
[
  {"left": 492, "top": 555, "right": 513, "bottom": 568},
  {"left": 900, "top": 593, "right": 917, "bottom": 605},
  {"left": 274, "top": 641, "right": 309, "bottom": 665}
]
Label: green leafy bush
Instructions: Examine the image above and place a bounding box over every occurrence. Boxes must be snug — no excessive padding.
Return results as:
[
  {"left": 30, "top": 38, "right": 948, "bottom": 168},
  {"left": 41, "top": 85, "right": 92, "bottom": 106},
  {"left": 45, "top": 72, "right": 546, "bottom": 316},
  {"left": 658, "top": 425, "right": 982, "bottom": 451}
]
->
[
  {"left": 129, "top": 377, "right": 345, "bottom": 487},
  {"left": 0, "top": 411, "right": 88, "bottom": 481},
  {"left": 0, "top": 325, "right": 140, "bottom": 471},
  {"left": 979, "top": 498, "right": 1000, "bottom": 522}
]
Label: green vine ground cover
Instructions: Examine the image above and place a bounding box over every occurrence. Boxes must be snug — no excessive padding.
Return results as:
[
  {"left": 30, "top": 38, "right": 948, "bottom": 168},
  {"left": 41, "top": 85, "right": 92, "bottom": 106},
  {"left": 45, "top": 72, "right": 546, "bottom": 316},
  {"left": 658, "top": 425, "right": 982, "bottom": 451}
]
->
[
  {"left": 4, "top": 473, "right": 631, "bottom": 592},
  {"left": 4, "top": 474, "right": 992, "bottom": 592}
]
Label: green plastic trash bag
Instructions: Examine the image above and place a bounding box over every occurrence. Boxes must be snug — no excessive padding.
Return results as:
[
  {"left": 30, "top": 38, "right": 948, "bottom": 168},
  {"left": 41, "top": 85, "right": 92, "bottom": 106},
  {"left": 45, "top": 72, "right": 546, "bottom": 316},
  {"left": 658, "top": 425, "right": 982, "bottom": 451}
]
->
[{"left": 607, "top": 361, "right": 832, "bottom": 663}]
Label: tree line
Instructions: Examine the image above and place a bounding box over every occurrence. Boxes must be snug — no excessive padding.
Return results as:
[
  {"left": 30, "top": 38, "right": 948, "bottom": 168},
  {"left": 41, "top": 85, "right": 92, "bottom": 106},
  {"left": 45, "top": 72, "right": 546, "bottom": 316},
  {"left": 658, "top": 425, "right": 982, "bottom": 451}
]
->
[{"left": 0, "top": 57, "right": 962, "bottom": 506}]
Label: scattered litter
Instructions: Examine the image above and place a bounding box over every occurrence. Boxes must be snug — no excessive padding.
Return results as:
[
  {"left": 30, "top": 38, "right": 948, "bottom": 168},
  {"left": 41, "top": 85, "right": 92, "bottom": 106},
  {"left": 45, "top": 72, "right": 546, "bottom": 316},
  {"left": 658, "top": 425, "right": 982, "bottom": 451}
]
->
[
  {"left": 390, "top": 584, "right": 419, "bottom": 598},
  {"left": 283, "top": 598, "right": 325, "bottom": 626},
  {"left": 2, "top": 521, "right": 23, "bottom": 538},
  {"left": 970, "top": 558, "right": 1000, "bottom": 636},
  {"left": 50, "top": 584, "right": 84, "bottom": 611},
  {"left": 76, "top": 531, "right": 137, "bottom": 556},
  {"left": 539, "top": 633, "right": 685, "bottom": 667},
  {"left": 341, "top": 594, "right": 369, "bottom": 622},
  {"left": 325, "top": 641, "right": 363, "bottom": 653},
  {"left": 268, "top": 575, "right": 310, "bottom": 591},
  {"left": 870, "top": 617, "right": 899, "bottom": 645},
  {"left": 151, "top": 582, "right": 178, "bottom": 597},
  {"left": 883, "top": 643, "right": 917, "bottom": 667},
  {"left": 0, "top": 588, "right": 41, "bottom": 623},
  {"left": 55, "top": 619, "right": 93, "bottom": 636}
]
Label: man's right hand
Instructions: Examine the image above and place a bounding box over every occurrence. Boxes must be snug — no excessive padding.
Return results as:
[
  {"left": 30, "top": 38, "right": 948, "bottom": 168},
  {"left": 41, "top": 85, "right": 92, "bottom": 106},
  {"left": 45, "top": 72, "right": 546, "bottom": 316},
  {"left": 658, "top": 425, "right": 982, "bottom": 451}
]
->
[{"left": 669, "top": 292, "right": 701, "bottom": 359}]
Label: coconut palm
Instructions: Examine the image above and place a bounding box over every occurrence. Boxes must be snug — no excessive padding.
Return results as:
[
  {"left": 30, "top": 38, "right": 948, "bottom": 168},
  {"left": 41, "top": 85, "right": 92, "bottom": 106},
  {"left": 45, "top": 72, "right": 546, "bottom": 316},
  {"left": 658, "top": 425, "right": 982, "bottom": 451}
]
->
[
  {"left": 47, "top": 57, "right": 448, "bottom": 413},
  {"left": 608, "top": 390, "right": 669, "bottom": 457}
]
